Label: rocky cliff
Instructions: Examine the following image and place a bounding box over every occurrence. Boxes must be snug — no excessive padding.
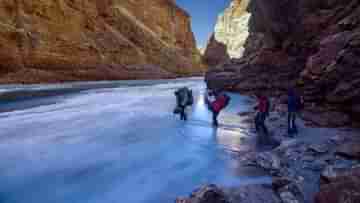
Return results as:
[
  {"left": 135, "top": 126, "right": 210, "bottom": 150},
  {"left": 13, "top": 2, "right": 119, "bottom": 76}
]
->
[
  {"left": 203, "top": 0, "right": 250, "bottom": 66},
  {"left": 206, "top": 0, "right": 360, "bottom": 120},
  {"left": 202, "top": 34, "right": 230, "bottom": 67},
  {"left": 0, "top": 0, "right": 204, "bottom": 84}
]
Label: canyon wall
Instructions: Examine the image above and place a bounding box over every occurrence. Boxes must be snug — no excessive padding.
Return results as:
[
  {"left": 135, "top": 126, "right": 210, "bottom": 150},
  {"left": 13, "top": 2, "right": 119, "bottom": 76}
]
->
[
  {"left": 0, "top": 0, "right": 204, "bottom": 84},
  {"left": 203, "top": 0, "right": 250, "bottom": 66},
  {"left": 206, "top": 0, "right": 360, "bottom": 119}
]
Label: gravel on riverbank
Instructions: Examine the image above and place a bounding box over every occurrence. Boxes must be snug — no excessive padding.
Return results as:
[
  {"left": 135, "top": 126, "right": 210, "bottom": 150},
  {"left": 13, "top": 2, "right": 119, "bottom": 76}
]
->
[{"left": 177, "top": 100, "right": 360, "bottom": 203}]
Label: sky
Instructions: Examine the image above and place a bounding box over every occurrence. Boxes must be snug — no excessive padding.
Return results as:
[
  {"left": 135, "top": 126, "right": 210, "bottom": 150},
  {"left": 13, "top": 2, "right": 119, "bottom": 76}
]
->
[{"left": 176, "top": 0, "right": 232, "bottom": 48}]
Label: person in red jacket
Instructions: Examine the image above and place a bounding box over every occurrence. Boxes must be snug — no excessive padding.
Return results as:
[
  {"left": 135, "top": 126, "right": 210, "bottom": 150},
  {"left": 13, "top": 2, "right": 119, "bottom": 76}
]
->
[
  {"left": 254, "top": 94, "right": 269, "bottom": 136},
  {"left": 207, "top": 91, "right": 230, "bottom": 127}
]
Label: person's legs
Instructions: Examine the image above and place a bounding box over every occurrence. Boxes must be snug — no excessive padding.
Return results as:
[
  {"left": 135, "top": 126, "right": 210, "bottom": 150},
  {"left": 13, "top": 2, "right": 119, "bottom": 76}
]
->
[
  {"left": 288, "top": 112, "right": 293, "bottom": 134},
  {"left": 292, "top": 112, "right": 297, "bottom": 133},
  {"left": 180, "top": 112, "right": 183, "bottom": 120},
  {"left": 255, "top": 113, "right": 261, "bottom": 132},
  {"left": 288, "top": 112, "right": 298, "bottom": 134},
  {"left": 183, "top": 108, "right": 187, "bottom": 121},
  {"left": 212, "top": 111, "right": 219, "bottom": 126},
  {"left": 180, "top": 106, "right": 186, "bottom": 120},
  {"left": 260, "top": 113, "right": 268, "bottom": 136}
]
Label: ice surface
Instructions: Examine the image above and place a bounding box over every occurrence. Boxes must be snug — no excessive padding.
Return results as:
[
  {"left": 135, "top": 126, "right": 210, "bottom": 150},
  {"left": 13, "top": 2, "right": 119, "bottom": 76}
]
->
[{"left": 0, "top": 79, "right": 270, "bottom": 203}]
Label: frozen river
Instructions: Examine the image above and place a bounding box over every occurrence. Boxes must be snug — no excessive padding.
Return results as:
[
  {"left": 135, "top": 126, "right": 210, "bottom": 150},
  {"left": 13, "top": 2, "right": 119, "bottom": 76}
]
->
[{"left": 0, "top": 78, "right": 270, "bottom": 203}]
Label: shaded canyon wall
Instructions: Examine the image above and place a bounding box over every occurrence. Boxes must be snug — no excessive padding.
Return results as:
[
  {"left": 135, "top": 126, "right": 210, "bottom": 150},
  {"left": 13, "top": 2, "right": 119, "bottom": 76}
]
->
[
  {"left": 206, "top": 0, "right": 360, "bottom": 119},
  {"left": 0, "top": 0, "right": 204, "bottom": 84}
]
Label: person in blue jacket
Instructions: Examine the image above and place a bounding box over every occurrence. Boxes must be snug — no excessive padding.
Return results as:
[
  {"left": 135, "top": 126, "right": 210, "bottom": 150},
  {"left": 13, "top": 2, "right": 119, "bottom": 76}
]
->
[{"left": 288, "top": 88, "right": 303, "bottom": 135}]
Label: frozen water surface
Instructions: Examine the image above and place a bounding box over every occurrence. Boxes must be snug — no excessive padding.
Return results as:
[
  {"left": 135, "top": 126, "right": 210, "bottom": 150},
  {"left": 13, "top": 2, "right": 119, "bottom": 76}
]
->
[{"left": 0, "top": 78, "right": 270, "bottom": 203}]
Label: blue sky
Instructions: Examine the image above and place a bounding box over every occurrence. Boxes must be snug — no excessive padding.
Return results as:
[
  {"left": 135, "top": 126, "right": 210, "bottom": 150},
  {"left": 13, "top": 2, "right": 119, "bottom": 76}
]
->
[{"left": 176, "top": 0, "right": 231, "bottom": 48}]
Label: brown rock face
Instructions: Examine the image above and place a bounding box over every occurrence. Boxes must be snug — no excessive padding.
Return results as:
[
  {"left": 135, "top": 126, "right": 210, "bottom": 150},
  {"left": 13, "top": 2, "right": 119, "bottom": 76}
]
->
[
  {"left": 206, "top": 0, "right": 360, "bottom": 121},
  {"left": 315, "top": 167, "right": 360, "bottom": 203},
  {"left": 0, "top": 0, "right": 204, "bottom": 84},
  {"left": 202, "top": 34, "right": 230, "bottom": 67},
  {"left": 336, "top": 141, "right": 360, "bottom": 160}
]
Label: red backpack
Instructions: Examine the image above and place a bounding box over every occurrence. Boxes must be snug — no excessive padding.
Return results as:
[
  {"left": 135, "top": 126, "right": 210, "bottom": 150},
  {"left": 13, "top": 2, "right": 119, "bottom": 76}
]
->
[
  {"left": 258, "top": 97, "right": 268, "bottom": 113},
  {"left": 211, "top": 95, "right": 230, "bottom": 113}
]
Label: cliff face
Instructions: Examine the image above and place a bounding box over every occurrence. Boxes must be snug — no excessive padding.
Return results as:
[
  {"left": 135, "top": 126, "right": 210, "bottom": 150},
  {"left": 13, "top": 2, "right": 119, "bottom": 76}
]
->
[
  {"left": 203, "top": 0, "right": 250, "bottom": 67},
  {"left": 0, "top": 0, "right": 204, "bottom": 84},
  {"left": 214, "top": 0, "right": 250, "bottom": 58},
  {"left": 206, "top": 0, "right": 360, "bottom": 120}
]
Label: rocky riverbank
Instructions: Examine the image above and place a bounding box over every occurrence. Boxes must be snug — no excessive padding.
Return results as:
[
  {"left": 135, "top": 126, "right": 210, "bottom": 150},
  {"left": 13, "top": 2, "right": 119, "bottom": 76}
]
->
[{"left": 176, "top": 99, "right": 360, "bottom": 203}]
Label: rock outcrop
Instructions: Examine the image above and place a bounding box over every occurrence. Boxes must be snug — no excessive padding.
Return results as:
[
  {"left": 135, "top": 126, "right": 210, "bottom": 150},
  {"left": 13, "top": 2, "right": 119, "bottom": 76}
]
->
[
  {"left": 206, "top": 0, "right": 360, "bottom": 121},
  {"left": 316, "top": 167, "right": 360, "bottom": 203},
  {"left": 176, "top": 184, "right": 281, "bottom": 203},
  {"left": 176, "top": 184, "right": 230, "bottom": 203},
  {"left": 203, "top": 0, "right": 250, "bottom": 67},
  {"left": 202, "top": 34, "right": 230, "bottom": 67},
  {"left": 0, "top": 0, "right": 204, "bottom": 84}
]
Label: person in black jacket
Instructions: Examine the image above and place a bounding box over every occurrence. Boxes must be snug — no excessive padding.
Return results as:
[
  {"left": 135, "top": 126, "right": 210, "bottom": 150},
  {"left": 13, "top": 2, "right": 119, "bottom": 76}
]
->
[{"left": 174, "top": 87, "right": 193, "bottom": 121}]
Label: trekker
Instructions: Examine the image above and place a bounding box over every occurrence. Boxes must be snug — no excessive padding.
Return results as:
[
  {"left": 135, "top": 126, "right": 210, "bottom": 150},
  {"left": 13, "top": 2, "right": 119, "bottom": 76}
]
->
[
  {"left": 287, "top": 88, "right": 303, "bottom": 135},
  {"left": 174, "top": 87, "right": 193, "bottom": 121},
  {"left": 254, "top": 94, "right": 269, "bottom": 136},
  {"left": 205, "top": 89, "right": 216, "bottom": 108},
  {"left": 207, "top": 91, "right": 230, "bottom": 127}
]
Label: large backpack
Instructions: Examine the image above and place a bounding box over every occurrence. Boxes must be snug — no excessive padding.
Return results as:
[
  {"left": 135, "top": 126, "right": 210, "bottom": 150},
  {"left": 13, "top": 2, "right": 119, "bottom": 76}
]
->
[
  {"left": 223, "top": 94, "right": 231, "bottom": 108},
  {"left": 211, "top": 94, "right": 230, "bottom": 113},
  {"left": 186, "top": 89, "right": 194, "bottom": 106},
  {"left": 175, "top": 87, "right": 193, "bottom": 107}
]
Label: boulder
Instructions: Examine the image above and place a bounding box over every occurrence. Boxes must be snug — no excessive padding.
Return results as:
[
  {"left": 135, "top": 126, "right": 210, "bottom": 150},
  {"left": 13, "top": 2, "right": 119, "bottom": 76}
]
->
[
  {"left": 176, "top": 184, "right": 230, "bottom": 203},
  {"left": 255, "top": 152, "right": 281, "bottom": 174},
  {"left": 321, "top": 166, "right": 360, "bottom": 184},
  {"left": 279, "top": 192, "right": 299, "bottom": 203},
  {"left": 308, "top": 144, "right": 330, "bottom": 155},
  {"left": 316, "top": 168, "right": 360, "bottom": 203},
  {"left": 301, "top": 110, "right": 351, "bottom": 127},
  {"left": 336, "top": 141, "right": 360, "bottom": 160},
  {"left": 321, "top": 166, "right": 343, "bottom": 184},
  {"left": 272, "top": 177, "right": 293, "bottom": 191},
  {"left": 225, "top": 185, "right": 281, "bottom": 203},
  {"left": 275, "top": 139, "right": 304, "bottom": 154},
  {"left": 329, "top": 135, "right": 347, "bottom": 145},
  {"left": 304, "top": 159, "right": 327, "bottom": 171},
  {"left": 277, "top": 181, "right": 304, "bottom": 203}
]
